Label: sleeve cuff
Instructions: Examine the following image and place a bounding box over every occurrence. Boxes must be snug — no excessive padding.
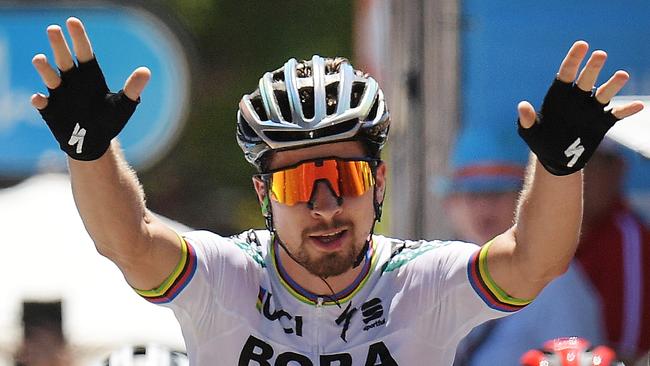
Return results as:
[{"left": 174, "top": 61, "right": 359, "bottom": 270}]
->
[
  {"left": 134, "top": 234, "right": 198, "bottom": 304},
  {"left": 467, "top": 240, "right": 533, "bottom": 312}
]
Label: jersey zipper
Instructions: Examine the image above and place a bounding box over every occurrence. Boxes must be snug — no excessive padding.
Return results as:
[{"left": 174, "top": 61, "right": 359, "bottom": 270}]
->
[{"left": 313, "top": 297, "right": 324, "bottom": 356}]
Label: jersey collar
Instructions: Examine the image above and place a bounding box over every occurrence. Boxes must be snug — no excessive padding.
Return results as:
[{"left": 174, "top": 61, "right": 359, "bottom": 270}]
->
[{"left": 270, "top": 236, "right": 377, "bottom": 306}]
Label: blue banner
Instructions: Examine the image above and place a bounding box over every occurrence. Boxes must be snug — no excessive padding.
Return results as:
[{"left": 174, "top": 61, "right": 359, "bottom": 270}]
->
[{"left": 0, "top": 5, "right": 190, "bottom": 175}]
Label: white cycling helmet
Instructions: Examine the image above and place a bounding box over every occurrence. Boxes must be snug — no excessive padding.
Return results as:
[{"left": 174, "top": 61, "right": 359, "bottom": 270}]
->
[
  {"left": 97, "top": 344, "right": 188, "bottom": 366},
  {"left": 236, "top": 55, "right": 390, "bottom": 171}
]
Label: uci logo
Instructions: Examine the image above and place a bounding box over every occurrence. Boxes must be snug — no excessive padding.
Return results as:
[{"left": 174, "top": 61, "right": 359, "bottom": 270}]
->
[{"left": 258, "top": 287, "right": 303, "bottom": 337}]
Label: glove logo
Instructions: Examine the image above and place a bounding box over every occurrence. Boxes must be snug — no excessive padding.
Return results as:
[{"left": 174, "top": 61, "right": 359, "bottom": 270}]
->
[
  {"left": 564, "top": 137, "right": 585, "bottom": 168},
  {"left": 68, "top": 123, "right": 87, "bottom": 154}
]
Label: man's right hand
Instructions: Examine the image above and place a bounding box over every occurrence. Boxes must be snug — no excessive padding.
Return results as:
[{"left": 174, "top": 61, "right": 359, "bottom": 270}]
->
[{"left": 31, "top": 17, "right": 151, "bottom": 161}]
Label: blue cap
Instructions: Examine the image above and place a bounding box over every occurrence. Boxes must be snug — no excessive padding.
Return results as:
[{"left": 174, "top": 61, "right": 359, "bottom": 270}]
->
[{"left": 443, "top": 126, "right": 529, "bottom": 194}]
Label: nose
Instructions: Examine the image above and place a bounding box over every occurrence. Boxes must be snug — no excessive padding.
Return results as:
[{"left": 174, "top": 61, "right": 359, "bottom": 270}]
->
[{"left": 308, "top": 181, "right": 343, "bottom": 220}]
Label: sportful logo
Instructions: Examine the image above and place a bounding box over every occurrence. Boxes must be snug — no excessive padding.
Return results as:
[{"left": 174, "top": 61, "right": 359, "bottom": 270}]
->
[
  {"left": 361, "top": 298, "right": 385, "bottom": 331},
  {"left": 257, "top": 287, "right": 303, "bottom": 337}
]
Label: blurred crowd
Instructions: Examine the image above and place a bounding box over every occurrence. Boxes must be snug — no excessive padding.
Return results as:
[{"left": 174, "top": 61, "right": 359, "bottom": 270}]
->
[{"left": 444, "top": 126, "right": 650, "bottom": 366}]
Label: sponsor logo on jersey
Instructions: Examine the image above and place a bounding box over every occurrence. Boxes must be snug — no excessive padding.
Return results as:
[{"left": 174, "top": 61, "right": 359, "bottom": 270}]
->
[
  {"left": 335, "top": 302, "right": 358, "bottom": 342},
  {"left": 361, "top": 297, "right": 386, "bottom": 331},
  {"left": 238, "top": 335, "right": 399, "bottom": 365},
  {"left": 257, "top": 287, "right": 303, "bottom": 337},
  {"left": 334, "top": 297, "right": 386, "bottom": 342}
]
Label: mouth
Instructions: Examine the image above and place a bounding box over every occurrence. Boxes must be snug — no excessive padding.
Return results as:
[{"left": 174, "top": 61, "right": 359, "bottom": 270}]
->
[{"left": 308, "top": 229, "right": 348, "bottom": 250}]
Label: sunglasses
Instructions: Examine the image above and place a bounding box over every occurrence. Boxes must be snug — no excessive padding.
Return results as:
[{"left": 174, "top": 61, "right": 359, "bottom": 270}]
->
[{"left": 259, "top": 157, "right": 379, "bottom": 206}]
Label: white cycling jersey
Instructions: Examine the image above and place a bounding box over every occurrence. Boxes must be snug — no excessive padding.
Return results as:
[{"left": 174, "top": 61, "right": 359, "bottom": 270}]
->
[{"left": 135, "top": 230, "right": 530, "bottom": 365}]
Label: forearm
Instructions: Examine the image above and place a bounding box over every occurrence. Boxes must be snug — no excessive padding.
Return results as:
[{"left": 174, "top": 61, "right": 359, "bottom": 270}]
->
[
  {"left": 68, "top": 141, "right": 151, "bottom": 260},
  {"left": 514, "top": 156, "right": 582, "bottom": 283},
  {"left": 487, "top": 156, "right": 582, "bottom": 300}
]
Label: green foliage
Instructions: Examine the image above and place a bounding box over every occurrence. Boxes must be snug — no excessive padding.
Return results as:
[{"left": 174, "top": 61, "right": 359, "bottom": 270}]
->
[{"left": 140, "top": 0, "right": 354, "bottom": 235}]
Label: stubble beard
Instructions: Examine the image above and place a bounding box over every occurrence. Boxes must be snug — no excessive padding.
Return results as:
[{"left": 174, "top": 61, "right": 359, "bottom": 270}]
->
[
  {"left": 296, "top": 241, "right": 360, "bottom": 278},
  {"left": 296, "top": 220, "right": 363, "bottom": 278}
]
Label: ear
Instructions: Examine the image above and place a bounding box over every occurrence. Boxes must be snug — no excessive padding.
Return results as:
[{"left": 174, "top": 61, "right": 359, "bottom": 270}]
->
[
  {"left": 252, "top": 176, "right": 267, "bottom": 204},
  {"left": 253, "top": 176, "right": 271, "bottom": 217},
  {"left": 374, "top": 162, "right": 387, "bottom": 204}
]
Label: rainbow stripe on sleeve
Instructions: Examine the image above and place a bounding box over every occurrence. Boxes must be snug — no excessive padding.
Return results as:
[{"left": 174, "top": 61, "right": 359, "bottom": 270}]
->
[
  {"left": 135, "top": 236, "right": 198, "bottom": 304},
  {"left": 467, "top": 241, "right": 532, "bottom": 312}
]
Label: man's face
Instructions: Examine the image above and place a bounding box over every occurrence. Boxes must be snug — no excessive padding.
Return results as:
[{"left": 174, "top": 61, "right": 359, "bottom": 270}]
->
[
  {"left": 446, "top": 190, "right": 519, "bottom": 245},
  {"left": 253, "top": 141, "right": 385, "bottom": 278}
]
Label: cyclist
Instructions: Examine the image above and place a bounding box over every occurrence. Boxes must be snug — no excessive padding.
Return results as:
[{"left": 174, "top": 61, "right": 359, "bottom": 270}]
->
[{"left": 30, "top": 17, "right": 643, "bottom": 365}]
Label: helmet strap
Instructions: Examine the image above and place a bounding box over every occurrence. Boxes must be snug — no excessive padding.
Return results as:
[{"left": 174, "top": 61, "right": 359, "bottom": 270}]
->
[{"left": 353, "top": 181, "right": 383, "bottom": 268}]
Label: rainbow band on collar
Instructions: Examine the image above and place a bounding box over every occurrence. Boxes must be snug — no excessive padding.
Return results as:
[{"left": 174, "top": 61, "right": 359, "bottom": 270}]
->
[
  {"left": 135, "top": 234, "right": 197, "bottom": 304},
  {"left": 468, "top": 240, "right": 532, "bottom": 312},
  {"left": 271, "top": 237, "right": 378, "bottom": 306}
]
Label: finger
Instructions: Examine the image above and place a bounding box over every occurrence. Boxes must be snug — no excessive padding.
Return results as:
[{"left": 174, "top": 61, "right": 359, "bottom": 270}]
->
[
  {"left": 518, "top": 101, "right": 537, "bottom": 129},
  {"left": 123, "top": 67, "right": 151, "bottom": 101},
  {"left": 595, "top": 70, "right": 629, "bottom": 104},
  {"left": 575, "top": 50, "right": 607, "bottom": 92},
  {"left": 31, "top": 93, "right": 49, "bottom": 110},
  {"left": 66, "top": 17, "right": 94, "bottom": 63},
  {"left": 557, "top": 40, "right": 589, "bottom": 83},
  {"left": 46, "top": 25, "right": 75, "bottom": 72},
  {"left": 32, "top": 54, "right": 62, "bottom": 89},
  {"left": 611, "top": 101, "right": 644, "bottom": 120}
]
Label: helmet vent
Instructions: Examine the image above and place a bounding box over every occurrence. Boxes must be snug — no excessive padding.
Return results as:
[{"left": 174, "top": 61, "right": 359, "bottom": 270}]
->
[
  {"left": 264, "top": 118, "right": 358, "bottom": 142},
  {"left": 350, "top": 82, "right": 365, "bottom": 108},
  {"left": 367, "top": 95, "right": 380, "bottom": 121},
  {"left": 272, "top": 70, "right": 285, "bottom": 82},
  {"left": 300, "top": 87, "right": 315, "bottom": 119},
  {"left": 297, "top": 62, "right": 312, "bottom": 78},
  {"left": 273, "top": 89, "right": 293, "bottom": 122},
  {"left": 250, "top": 95, "right": 268, "bottom": 121},
  {"left": 326, "top": 58, "right": 346, "bottom": 74},
  {"left": 325, "top": 82, "right": 339, "bottom": 115},
  {"left": 238, "top": 115, "right": 260, "bottom": 142}
]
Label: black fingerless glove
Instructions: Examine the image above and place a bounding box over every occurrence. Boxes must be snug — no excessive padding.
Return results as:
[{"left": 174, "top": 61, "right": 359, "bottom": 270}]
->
[
  {"left": 517, "top": 79, "right": 619, "bottom": 176},
  {"left": 39, "top": 57, "right": 139, "bottom": 161}
]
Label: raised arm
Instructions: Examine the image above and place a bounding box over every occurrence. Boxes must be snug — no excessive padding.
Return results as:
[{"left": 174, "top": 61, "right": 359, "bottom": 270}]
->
[
  {"left": 486, "top": 41, "right": 644, "bottom": 299},
  {"left": 31, "top": 17, "right": 181, "bottom": 290}
]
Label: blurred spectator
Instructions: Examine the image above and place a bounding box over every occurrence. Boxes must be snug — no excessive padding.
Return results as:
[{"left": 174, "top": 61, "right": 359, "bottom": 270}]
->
[
  {"left": 445, "top": 127, "right": 605, "bottom": 366},
  {"left": 575, "top": 138, "right": 650, "bottom": 362},
  {"left": 13, "top": 301, "right": 73, "bottom": 366}
]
